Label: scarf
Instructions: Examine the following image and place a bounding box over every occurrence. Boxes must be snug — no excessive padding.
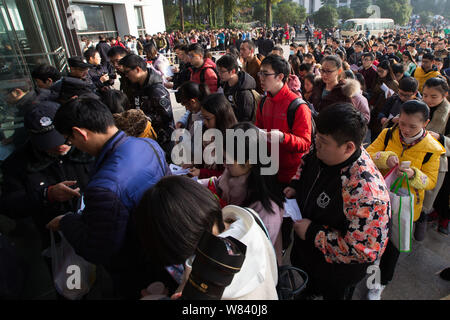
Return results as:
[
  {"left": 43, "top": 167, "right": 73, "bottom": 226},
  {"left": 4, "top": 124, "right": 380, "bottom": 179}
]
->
[{"left": 399, "top": 128, "right": 427, "bottom": 156}]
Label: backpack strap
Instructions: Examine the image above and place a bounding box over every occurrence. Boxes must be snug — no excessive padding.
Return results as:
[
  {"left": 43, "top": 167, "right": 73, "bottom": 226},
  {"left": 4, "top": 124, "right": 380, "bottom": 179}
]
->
[
  {"left": 259, "top": 95, "right": 267, "bottom": 116},
  {"left": 199, "top": 66, "right": 220, "bottom": 89},
  {"left": 383, "top": 124, "right": 397, "bottom": 150},
  {"left": 287, "top": 98, "right": 307, "bottom": 131},
  {"left": 422, "top": 152, "right": 433, "bottom": 165}
]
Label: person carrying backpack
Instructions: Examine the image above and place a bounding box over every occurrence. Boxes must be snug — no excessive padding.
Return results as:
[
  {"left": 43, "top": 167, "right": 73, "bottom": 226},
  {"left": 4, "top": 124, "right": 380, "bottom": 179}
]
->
[
  {"left": 255, "top": 55, "right": 312, "bottom": 186},
  {"left": 188, "top": 43, "right": 219, "bottom": 93},
  {"left": 366, "top": 100, "right": 445, "bottom": 300},
  {"left": 216, "top": 54, "right": 260, "bottom": 122}
]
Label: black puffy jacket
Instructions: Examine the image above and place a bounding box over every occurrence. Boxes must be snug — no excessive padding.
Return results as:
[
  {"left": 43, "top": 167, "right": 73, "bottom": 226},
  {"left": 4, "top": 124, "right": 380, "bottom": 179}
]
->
[{"left": 0, "top": 143, "right": 93, "bottom": 247}]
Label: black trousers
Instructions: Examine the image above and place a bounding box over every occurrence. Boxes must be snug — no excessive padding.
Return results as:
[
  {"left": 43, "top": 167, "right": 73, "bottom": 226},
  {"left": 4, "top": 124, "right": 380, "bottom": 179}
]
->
[
  {"left": 379, "top": 240, "right": 400, "bottom": 285},
  {"left": 291, "top": 239, "right": 369, "bottom": 300}
]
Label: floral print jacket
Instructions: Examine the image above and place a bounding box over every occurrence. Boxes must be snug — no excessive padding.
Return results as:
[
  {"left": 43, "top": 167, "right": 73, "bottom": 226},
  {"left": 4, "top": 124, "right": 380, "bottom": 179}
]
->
[{"left": 291, "top": 148, "right": 391, "bottom": 264}]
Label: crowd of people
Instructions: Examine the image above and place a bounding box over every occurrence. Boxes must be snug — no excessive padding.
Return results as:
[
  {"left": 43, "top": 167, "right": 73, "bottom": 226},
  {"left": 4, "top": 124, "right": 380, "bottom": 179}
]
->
[{"left": 0, "top": 24, "right": 449, "bottom": 301}]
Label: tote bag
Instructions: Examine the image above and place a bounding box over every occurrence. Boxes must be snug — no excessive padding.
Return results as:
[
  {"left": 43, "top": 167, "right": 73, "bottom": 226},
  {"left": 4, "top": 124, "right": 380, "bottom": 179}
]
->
[
  {"left": 385, "top": 170, "right": 414, "bottom": 252},
  {"left": 49, "top": 231, "right": 96, "bottom": 300}
]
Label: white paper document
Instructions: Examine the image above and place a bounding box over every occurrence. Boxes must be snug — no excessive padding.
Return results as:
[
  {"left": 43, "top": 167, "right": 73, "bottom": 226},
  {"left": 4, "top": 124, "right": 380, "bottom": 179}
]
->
[{"left": 283, "top": 198, "right": 302, "bottom": 221}]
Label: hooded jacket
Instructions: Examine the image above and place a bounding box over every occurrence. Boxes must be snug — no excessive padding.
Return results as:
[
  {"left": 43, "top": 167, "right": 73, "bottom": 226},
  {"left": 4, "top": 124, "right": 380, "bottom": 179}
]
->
[
  {"left": 131, "top": 67, "right": 175, "bottom": 157},
  {"left": 310, "top": 78, "right": 366, "bottom": 118},
  {"left": 189, "top": 58, "right": 219, "bottom": 93},
  {"left": 255, "top": 84, "right": 312, "bottom": 184},
  {"left": 223, "top": 71, "right": 257, "bottom": 122}
]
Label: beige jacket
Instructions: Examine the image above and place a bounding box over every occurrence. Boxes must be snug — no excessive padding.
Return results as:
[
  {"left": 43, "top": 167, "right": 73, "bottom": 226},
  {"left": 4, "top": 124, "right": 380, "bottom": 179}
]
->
[{"left": 427, "top": 98, "right": 450, "bottom": 172}]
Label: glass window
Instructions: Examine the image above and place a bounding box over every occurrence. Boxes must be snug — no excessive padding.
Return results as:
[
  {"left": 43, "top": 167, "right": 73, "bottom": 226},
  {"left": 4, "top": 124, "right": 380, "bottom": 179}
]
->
[
  {"left": 0, "top": 2, "right": 33, "bottom": 165},
  {"left": 135, "top": 7, "right": 144, "bottom": 29},
  {"left": 72, "top": 3, "right": 117, "bottom": 34},
  {"left": 135, "top": 6, "right": 145, "bottom": 36},
  {"left": 343, "top": 21, "right": 356, "bottom": 31}
]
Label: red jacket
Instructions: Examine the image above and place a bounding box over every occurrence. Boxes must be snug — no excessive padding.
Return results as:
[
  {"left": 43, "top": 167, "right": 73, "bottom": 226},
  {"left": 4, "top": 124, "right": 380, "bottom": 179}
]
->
[
  {"left": 255, "top": 84, "right": 312, "bottom": 184},
  {"left": 189, "top": 59, "right": 218, "bottom": 93}
]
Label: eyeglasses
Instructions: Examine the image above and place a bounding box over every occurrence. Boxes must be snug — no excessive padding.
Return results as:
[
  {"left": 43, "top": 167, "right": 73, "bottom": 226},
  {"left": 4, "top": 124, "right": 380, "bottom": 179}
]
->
[
  {"left": 257, "top": 71, "right": 277, "bottom": 78},
  {"left": 319, "top": 69, "right": 337, "bottom": 74}
]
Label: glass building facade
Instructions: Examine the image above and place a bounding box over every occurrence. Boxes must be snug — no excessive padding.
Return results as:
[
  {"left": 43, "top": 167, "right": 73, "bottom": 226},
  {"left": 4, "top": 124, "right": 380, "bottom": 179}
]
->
[{"left": 0, "top": 0, "right": 69, "bottom": 163}]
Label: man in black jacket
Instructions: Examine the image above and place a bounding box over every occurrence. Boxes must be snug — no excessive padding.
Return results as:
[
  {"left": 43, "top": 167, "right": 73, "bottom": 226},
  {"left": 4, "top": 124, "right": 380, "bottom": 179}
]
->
[
  {"left": 284, "top": 104, "right": 390, "bottom": 300},
  {"left": 107, "top": 46, "right": 135, "bottom": 100},
  {"left": 84, "top": 48, "right": 116, "bottom": 91},
  {"left": 217, "top": 54, "right": 258, "bottom": 122},
  {"left": 96, "top": 35, "right": 111, "bottom": 65},
  {"left": 119, "top": 54, "right": 175, "bottom": 158},
  {"left": 1, "top": 103, "right": 93, "bottom": 248},
  {"left": 166, "top": 44, "right": 191, "bottom": 90},
  {"left": 58, "top": 57, "right": 98, "bottom": 103}
]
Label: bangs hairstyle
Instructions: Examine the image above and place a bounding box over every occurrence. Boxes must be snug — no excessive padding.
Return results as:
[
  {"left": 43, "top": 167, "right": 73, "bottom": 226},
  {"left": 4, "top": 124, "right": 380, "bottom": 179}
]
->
[
  {"left": 201, "top": 93, "right": 237, "bottom": 134},
  {"left": 31, "top": 64, "right": 61, "bottom": 82},
  {"left": 134, "top": 176, "right": 225, "bottom": 265},
  {"left": 178, "top": 81, "right": 210, "bottom": 102},
  {"left": 321, "top": 55, "right": 342, "bottom": 69},
  {"left": 224, "top": 122, "right": 284, "bottom": 214},
  {"left": 54, "top": 94, "right": 115, "bottom": 136},
  {"left": 316, "top": 103, "right": 367, "bottom": 149},
  {"left": 400, "top": 100, "right": 430, "bottom": 122},
  {"left": 261, "top": 54, "right": 290, "bottom": 84},
  {"left": 216, "top": 54, "right": 239, "bottom": 73},
  {"left": 118, "top": 54, "right": 147, "bottom": 70},
  {"left": 423, "top": 77, "right": 449, "bottom": 95}
]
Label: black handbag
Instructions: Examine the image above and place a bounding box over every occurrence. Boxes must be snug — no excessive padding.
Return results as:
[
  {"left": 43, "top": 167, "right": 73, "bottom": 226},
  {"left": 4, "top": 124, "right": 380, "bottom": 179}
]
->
[{"left": 243, "top": 208, "right": 309, "bottom": 300}]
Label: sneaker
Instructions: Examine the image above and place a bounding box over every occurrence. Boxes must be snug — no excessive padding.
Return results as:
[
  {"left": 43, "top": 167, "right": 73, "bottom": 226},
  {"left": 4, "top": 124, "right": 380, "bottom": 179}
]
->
[
  {"left": 367, "top": 285, "right": 386, "bottom": 300},
  {"left": 414, "top": 220, "right": 427, "bottom": 241}
]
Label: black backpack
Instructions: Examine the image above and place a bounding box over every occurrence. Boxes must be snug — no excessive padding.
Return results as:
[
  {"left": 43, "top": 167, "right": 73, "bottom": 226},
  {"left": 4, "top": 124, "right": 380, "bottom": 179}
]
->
[{"left": 243, "top": 208, "right": 309, "bottom": 300}]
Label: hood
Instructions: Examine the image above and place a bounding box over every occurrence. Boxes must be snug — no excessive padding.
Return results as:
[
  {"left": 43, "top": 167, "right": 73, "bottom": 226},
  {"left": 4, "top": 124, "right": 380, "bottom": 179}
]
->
[
  {"left": 340, "top": 79, "right": 362, "bottom": 98},
  {"left": 313, "top": 77, "right": 361, "bottom": 98},
  {"left": 203, "top": 58, "right": 216, "bottom": 69},
  {"left": 144, "top": 67, "right": 163, "bottom": 87},
  {"left": 59, "top": 77, "right": 95, "bottom": 103},
  {"left": 238, "top": 71, "right": 256, "bottom": 90},
  {"left": 288, "top": 74, "right": 301, "bottom": 92}
]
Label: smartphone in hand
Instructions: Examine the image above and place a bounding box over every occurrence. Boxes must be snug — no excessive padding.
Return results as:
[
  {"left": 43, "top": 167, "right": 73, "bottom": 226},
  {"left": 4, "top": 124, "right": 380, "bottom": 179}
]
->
[{"left": 400, "top": 161, "right": 411, "bottom": 169}]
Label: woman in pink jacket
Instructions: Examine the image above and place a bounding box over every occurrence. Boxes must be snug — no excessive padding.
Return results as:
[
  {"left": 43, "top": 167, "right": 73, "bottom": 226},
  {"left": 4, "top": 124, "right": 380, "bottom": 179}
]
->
[{"left": 199, "top": 122, "right": 286, "bottom": 264}]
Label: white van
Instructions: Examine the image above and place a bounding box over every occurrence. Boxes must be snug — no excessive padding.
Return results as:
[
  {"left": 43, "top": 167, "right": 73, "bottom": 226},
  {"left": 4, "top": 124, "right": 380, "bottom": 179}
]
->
[{"left": 341, "top": 18, "right": 395, "bottom": 38}]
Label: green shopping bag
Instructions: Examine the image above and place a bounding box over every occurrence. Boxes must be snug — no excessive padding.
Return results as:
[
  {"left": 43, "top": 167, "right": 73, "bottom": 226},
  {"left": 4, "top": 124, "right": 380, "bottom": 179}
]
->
[{"left": 388, "top": 172, "right": 414, "bottom": 252}]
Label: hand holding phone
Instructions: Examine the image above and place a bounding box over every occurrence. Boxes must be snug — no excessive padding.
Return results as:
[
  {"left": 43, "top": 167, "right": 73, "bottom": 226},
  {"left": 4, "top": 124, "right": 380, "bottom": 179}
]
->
[{"left": 400, "top": 161, "right": 411, "bottom": 169}]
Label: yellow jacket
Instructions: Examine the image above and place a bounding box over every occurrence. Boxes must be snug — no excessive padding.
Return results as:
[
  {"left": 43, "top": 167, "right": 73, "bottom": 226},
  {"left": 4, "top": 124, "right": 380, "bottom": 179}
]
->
[
  {"left": 414, "top": 67, "right": 441, "bottom": 93},
  {"left": 366, "top": 128, "right": 445, "bottom": 221}
]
